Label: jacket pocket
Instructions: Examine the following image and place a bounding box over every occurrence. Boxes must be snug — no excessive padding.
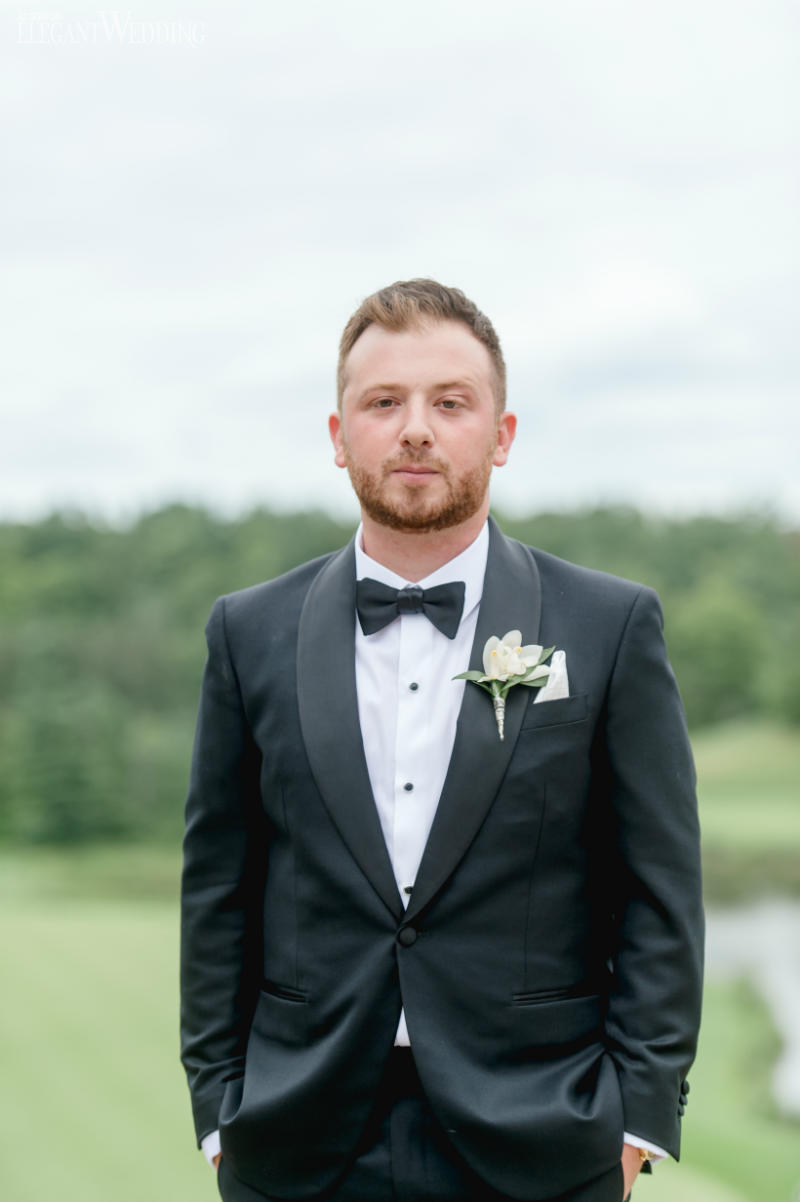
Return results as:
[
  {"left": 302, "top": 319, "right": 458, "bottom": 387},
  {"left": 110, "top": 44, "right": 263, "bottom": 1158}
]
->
[
  {"left": 519, "top": 693, "right": 588, "bottom": 732},
  {"left": 250, "top": 980, "right": 310, "bottom": 1048},
  {"left": 261, "top": 978, "right": 308, "bottom": 1003},
  {"left": 510, "top": 991, "right": 604, "bottom": 1053},
  {"left": 512, "top": 983, "right": 584, "bottom": 1005}
]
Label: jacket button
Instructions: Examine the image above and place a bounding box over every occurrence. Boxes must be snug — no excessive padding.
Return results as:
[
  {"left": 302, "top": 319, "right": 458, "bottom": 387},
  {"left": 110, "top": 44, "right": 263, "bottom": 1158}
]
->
[{"left": 397, "top": 926, "right": 417, "bottom": 947}]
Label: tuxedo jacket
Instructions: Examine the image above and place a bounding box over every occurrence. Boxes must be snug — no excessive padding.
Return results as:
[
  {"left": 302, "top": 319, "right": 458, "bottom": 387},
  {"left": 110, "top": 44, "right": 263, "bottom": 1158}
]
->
[{"left": 180, "top": 518, "right": 703, "bottom": 1201}]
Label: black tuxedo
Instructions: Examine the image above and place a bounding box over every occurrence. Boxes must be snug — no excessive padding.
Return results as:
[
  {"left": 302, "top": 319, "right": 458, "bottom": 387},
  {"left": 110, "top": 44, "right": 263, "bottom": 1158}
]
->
[{"left": 180, "top": 519, "right": 703, "bottom": 1201}]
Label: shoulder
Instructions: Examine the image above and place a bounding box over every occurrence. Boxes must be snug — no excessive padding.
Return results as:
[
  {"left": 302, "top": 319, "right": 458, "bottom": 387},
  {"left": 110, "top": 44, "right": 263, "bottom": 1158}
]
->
[
  {"left": 517, "top": 540, "right": 662, "bottom": 640},
  {"left": 207, "top": 548, "right": 344, "bottom": 641},
  {"left": 513, "top": 542, "right": 674, "bottom": 705},
  {"left": 527, "top": 544, "right": 651, "bottom": 606}
]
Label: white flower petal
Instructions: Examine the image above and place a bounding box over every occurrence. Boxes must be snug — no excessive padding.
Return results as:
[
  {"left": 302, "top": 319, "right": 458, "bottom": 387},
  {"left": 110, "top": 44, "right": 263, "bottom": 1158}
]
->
[
  {"left": 519, "top": 644, "right": 543, "bottom": 666},
  {"left": 498, "top": 646, "right": 523, "bottom": 675},
  {"left": 520, "top": 643, "right": 542, "bottom": 657},
  {"left": 483, "top": 636, "right": 501, "bottom": 676}
]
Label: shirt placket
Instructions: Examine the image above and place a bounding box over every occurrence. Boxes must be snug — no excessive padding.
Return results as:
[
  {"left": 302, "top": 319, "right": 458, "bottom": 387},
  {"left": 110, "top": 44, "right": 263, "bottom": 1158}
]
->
[{"left": 392, "top": 611, "right": 434, "bottom": 905}]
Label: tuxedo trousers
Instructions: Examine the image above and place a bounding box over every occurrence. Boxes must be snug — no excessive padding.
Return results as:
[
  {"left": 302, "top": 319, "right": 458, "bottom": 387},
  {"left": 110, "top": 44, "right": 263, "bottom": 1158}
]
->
[{"left": 217, "top": 1051, "right": 626, "bottom": 1202}]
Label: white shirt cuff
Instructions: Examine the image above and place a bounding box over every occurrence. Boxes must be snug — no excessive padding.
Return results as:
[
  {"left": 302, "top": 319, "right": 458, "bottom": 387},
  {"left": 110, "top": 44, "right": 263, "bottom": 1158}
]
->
[
  {"left": 623, "top": 1131, "right": 668, "bottom": 1162},
  {"left": 201, "top": 1129, "right": 221, "bottom": 1167}
]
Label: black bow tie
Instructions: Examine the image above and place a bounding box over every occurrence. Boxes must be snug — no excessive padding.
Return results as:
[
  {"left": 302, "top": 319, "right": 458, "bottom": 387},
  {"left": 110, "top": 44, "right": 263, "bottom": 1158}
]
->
[{"left": 356, "top": 577, "right": 466, "bottom": 640}]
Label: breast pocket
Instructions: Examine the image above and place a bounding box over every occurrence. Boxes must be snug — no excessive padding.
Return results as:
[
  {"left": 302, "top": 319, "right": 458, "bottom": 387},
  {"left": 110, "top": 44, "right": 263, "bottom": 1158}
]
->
[{"left": 519, "top": 693, "right": 588, "bottom": 732}]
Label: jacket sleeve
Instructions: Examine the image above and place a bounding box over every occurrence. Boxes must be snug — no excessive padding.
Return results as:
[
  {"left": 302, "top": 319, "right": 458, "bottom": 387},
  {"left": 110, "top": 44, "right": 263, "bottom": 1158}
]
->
[
  {"left": 180, "top": 596, "right": 268, "bottom": 1145},
  {"left": 602, "top": 585, "right": 704, "bottom": 1159}
]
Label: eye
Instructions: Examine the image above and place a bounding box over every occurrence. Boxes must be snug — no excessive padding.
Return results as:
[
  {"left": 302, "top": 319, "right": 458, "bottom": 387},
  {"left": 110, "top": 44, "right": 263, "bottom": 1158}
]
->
[
  {"left": 372, "top": 396, "right": 397, "bottom": 409},
  {"left": 437, "top": 398, "right": 461, "bottom": 410}
]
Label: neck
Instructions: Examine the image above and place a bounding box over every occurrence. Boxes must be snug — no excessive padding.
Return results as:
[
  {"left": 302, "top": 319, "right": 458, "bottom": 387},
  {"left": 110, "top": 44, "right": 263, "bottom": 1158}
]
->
[{"left": 359, "top": 501, "right": 489, "bottom": 581}]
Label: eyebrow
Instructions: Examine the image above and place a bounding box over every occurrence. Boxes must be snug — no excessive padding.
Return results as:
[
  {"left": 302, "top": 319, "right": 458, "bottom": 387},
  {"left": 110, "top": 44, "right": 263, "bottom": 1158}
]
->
[{"left": 359, "top": 379, "right": 478, "bottom": 397}]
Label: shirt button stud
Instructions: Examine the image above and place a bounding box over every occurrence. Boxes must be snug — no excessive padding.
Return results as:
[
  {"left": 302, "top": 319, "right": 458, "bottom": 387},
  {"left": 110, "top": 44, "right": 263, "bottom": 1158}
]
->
[
  {"left": 409, "top": 682, "right": 419, "bottom": 691},
  {"left": 403, "top": 782, "right": 413, "bottom": 792}
]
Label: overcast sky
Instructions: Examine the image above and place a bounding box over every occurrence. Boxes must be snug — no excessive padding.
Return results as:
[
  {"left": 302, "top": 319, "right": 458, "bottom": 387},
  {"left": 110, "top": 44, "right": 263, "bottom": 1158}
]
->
[{"left": 2, "top": 0, "right": 798, "bottom": 524}]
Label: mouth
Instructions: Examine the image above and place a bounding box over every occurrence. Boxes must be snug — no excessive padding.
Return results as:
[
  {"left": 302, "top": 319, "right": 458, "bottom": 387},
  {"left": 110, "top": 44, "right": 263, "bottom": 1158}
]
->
[
  {"left": 392, "top": 469, "right": 439, "bottom": 486},
  {"left": 391, "top": 464, "right": 439, "bottom": 479}
]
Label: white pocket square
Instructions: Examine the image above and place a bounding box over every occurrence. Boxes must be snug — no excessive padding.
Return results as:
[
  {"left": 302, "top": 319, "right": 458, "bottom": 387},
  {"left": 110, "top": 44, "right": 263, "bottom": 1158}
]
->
[{"left": 533, "top": 649, "right": 569, "bottom": 703}]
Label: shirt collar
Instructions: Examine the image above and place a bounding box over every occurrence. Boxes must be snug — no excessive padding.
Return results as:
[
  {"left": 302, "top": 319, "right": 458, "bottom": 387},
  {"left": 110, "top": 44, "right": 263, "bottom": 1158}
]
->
[{"left": 354, "top": 521, "right": 488, "bottom": 625}]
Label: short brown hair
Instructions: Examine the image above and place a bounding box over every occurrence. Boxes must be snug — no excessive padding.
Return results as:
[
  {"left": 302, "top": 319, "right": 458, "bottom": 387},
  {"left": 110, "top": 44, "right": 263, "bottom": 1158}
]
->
[{"left": 337, "top": 278, "right": 506, "bottom": 411}]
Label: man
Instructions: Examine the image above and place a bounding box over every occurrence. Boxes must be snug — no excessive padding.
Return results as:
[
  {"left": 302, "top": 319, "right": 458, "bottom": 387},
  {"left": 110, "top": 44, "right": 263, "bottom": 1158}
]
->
[{"left": 181, "top": 279, "right": 703, "bottom": 1202}]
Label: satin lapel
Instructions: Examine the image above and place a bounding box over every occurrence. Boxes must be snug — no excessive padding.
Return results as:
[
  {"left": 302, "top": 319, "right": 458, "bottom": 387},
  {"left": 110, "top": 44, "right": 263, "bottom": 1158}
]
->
[
  {"left": 404, "top": 519, "right": 542, "bottom": 924},
  {"left": 297, "top": 541, "right": 403, "bottom": 921}
]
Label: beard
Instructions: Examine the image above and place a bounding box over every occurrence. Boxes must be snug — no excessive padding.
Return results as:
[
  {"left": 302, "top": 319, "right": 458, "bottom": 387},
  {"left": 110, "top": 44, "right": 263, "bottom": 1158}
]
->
[{"left": 343, "top": 445, "right": 495, "bottom": 534}]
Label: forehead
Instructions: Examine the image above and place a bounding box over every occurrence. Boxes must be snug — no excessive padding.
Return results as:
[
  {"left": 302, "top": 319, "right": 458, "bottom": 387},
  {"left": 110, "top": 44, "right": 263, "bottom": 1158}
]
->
[{"left": 342, "top": 320, "right": 494, "bottom": 395}]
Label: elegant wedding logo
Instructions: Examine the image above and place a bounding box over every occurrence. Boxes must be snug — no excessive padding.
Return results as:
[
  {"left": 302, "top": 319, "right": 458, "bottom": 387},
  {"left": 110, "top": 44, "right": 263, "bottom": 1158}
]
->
[
  {"left": 453, "top": 632, "right": 554, "bottom": 740},
  {"left": 17, "top": 11, "right": 207, "bottom": 46}
]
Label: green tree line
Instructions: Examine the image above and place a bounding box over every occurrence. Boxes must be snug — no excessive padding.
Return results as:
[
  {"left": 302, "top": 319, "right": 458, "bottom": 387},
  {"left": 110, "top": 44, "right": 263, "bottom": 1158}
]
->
[{"left": 0, "top": 505, "right": 797, "bottom": 845}]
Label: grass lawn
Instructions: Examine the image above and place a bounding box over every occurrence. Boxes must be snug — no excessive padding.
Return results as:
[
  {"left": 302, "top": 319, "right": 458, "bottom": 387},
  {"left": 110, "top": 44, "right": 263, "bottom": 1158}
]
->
[
  {"left": 693, "top": 721, "right": 800, "bottom": 853},
  {"left": 673, "top": 979, "right": 800, "bottom": 1202},
  {"left": 692, "top": 720, "right": 800, "bottom": 901},
  {"left": 0, "top": 900, "right": 208, "bottom": 1202}
]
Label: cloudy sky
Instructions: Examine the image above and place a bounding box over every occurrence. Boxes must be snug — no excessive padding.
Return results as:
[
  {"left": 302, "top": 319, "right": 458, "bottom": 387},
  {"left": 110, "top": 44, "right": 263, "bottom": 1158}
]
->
[{"left": 2, "top": 0, "right": 798, "bottom": 523}]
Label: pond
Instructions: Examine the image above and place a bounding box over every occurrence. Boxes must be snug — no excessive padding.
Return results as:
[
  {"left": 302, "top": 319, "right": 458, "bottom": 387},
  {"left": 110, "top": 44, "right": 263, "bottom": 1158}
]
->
[{"left": 706, "top": 899, "right": 800, "bottom": 1117}]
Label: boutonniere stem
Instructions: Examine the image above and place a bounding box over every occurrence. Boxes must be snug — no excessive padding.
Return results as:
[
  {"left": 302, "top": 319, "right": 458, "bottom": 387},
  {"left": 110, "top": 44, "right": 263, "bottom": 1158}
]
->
[{"left": 454, "top": 631, "right": 555, "bottom": 740}]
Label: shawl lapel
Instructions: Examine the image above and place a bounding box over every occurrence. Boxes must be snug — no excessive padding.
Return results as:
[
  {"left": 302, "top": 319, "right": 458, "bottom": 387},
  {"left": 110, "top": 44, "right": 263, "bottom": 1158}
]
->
[
  {"left": 404, "top": 519, "right": 542, "bottom": 924},
  {"left": 296, "top": 540, "right": 404, "bottom": 921}
]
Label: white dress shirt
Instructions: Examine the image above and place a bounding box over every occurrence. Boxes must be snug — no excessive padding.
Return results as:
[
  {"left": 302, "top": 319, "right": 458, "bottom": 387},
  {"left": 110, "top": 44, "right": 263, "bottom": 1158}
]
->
[{"left": 201, "top": 520, "right": 664, "bottom": 1165}]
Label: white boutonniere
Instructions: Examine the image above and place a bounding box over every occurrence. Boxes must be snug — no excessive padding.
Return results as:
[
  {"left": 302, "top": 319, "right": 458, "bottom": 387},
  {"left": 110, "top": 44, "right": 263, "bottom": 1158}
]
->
[{"left": 453, "top": 631, "right": 555, "bottom": 740}]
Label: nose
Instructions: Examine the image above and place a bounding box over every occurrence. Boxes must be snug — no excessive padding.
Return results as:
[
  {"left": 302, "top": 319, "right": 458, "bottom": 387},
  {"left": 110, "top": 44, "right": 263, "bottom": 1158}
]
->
[{"left": 399, "top": 397, "right": 433, "bottom": 449}]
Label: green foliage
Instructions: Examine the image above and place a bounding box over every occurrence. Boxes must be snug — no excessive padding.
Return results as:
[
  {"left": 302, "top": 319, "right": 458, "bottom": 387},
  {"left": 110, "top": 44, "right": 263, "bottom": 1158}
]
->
[
  {"left": 692, "top": 720, "right": 800, "bottom": 901},
  {"left": 667, "top": 578, "right": 764, "bottom": 726},
  {"left": 0, "top": 504, "right": 797, "bottom": 845}
]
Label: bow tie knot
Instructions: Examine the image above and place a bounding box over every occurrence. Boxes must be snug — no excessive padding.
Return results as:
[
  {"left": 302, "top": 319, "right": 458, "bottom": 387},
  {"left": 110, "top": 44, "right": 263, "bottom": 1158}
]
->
[
  {"left": 395, "top": 585, "right": 425, "bottom": 615},
  {"left": 356, "top": 578, "right": 465, "bottom": 639}
]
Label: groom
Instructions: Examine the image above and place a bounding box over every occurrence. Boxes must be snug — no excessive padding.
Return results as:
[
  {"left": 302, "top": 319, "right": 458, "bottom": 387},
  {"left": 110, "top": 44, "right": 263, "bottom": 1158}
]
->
[{"left": 180, "top": 279, "right": 703, "bottom": 1202}]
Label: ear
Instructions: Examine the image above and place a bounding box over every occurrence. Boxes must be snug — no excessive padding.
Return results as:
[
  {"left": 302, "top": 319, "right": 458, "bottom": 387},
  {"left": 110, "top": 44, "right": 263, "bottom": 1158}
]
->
[
  {"left": 328, "top": 412, "right": 347, "bottom": 469},
  {"left": 492, "top": 411, "right": 517, "bottom": 467}
]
